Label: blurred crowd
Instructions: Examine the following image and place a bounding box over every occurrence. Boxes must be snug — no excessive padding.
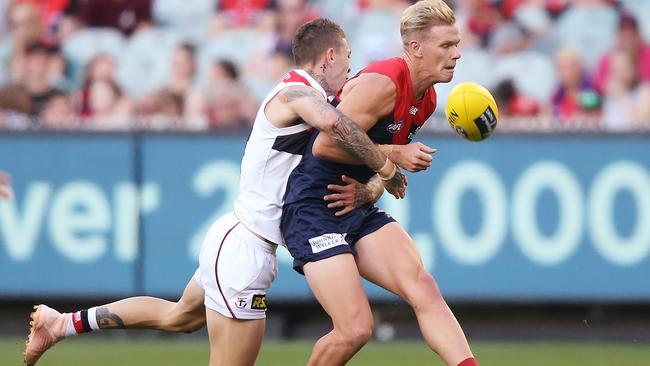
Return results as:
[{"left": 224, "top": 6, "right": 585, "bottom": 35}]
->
[{"left": 0, "top": 0, "right": 649, "bottom": 131}]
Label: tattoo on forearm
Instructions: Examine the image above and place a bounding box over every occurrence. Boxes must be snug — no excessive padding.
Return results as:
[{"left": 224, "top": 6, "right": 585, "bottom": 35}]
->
[
  {"left": 282, "top": 87, "right": 396, "bottom": 176},
  {"left": 330, "top": 112, "right": 385, "bottom": 172},
  {"left": 355, "top": 175, "right": 383, "bottom": 207},
  {"left": 385, "top": 169, "right": 406, "bottom": 195},
  {"left": 96, "top": 307, "right": 126, "bottom": 329}
]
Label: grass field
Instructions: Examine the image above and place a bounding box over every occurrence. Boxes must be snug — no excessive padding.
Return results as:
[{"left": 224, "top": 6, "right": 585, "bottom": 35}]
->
[{"left": 3, "top": 337, "right": 649, "bottom": 366}]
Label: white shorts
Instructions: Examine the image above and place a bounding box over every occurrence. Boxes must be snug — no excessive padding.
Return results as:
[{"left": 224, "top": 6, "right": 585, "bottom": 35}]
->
[{"left": 194, "top": 212, "right": 278, "bottom": 320}]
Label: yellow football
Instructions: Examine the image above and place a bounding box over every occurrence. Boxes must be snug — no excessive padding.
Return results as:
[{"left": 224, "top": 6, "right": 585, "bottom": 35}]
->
[{"left": 445, "top": 82, "right": 499, "bottom": 141}]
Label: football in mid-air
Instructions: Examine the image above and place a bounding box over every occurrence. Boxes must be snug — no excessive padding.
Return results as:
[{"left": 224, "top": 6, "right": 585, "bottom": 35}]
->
[{"left": 445, "top": 82, "right": 499, "bottom": 142}]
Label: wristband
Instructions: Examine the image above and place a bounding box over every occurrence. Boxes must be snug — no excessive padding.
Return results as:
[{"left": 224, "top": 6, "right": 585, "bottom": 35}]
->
[
  {"left": 380, "top": 162, "right": 397, "bottom": 181},
  {"left": 377, "top": 157, "right": 390, "bottom": 174}
]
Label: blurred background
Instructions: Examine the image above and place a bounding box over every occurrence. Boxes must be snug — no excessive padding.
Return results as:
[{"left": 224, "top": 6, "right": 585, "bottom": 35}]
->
[{"left": 1, "top": 0, "right": 650, "bottom": 365}]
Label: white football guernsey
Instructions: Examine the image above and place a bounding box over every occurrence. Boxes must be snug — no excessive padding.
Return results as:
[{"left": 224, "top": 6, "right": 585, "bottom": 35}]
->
[{"left": 233, "top": 69, "right": 327, "bottom": 245}]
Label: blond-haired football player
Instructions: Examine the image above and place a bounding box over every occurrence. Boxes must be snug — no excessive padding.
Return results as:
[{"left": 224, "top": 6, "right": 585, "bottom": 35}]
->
[{"left": 23, "top": 18, "right": 408, "bottom": 366}]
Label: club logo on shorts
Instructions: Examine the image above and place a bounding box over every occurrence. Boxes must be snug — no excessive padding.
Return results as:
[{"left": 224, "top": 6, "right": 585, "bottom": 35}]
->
[
  {"left": 308, "top": 233, "right": 348, "bottom": 253},
  {"left": 235, "top": 297, "right": 247, "bottom": 309},
  {"left": 251, "top": 294, "right": 267, "bottom": 310},
  {"left": 387, "top": 121, "right": 403, "bottom": 134}
]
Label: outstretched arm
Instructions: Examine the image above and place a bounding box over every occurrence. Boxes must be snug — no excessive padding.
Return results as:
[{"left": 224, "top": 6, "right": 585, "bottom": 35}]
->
[
  {"left": 278, "top": 85, "right": 406, "bottom": 198},
  {"left": 311, "top": 73, "right": 396, "bottom": 164},
  {"left": 378, "top": 143, "right": 437, "bottom": 172}
]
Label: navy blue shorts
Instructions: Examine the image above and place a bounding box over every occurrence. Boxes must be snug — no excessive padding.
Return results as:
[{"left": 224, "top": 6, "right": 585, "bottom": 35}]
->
[{"left": 281, "top": 199, "right": 395, "bottom": 274}]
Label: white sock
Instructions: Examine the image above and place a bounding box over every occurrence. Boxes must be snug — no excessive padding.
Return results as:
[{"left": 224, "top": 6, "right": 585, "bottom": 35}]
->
[
  {"left": 87, "top": 307, "right": 100, "bottom": 330},
  {"left": 63, "top": 308, "right": 100, "bottom": 337},
  {"left": 64, "top": 314, "right": 78, "bottom": 337}
]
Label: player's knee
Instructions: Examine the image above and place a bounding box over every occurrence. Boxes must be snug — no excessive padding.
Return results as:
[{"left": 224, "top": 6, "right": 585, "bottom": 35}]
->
[
  {"left": 338, "top": 317, "right": 373, "bottom": 350},
  {"left": 407, "top": 269, "right": 444, "bottom": 309}
]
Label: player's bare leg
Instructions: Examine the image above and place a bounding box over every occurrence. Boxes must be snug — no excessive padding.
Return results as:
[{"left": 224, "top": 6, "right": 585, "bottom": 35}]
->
[
  {"left": 206, "top": 308, "right": 265, "bottom": 366},
  {"left": 92, "top": 277, "right": 205, "bottom": 332},
  {"left": 355, "top": 222, "right": 476, "bottom": 366},
  {"left": 303, "top": 253, "right": 374, "bottom": 366},
  {"left": 23, "top": 277, "right": 205, "bottom": 365}
]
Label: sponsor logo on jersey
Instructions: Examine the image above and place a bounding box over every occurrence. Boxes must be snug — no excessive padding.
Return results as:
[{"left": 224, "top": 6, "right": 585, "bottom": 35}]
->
[
  {"left": 308, "top": 233, "right": 348, "bottom": 253},
  {"left": 235, "top": 297, "right": 247, "bottom": 309},
  {"left": 409, "top": 106, "right": 418, "bottom": 115},
  {"left": 387, "top": 121, "right": 403, "bottom": 134},
  {"left": 251, "top": 294, "right": 267, "bottom": 310}
]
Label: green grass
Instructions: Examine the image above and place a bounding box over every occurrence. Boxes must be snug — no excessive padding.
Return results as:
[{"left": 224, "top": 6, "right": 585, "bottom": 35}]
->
[{"left": 3, "top": 337, "right": 649, "bottom": 366}]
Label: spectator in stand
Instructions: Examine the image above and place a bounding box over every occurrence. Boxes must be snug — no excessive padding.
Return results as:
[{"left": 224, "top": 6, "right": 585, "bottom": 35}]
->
[
  {"left": 137, "top": 89, "right": 183, "bottom": 130},
  {"left": 204, "top": 59, "right": 256, "bottom": 130},
  {"left": 273, "top": 0, "right": 318, "bottom": 56},
  {"left": 40, "top": 90, "right": 76, "bottom": 129},
  {"left": 183, "top": 88, "right": 208, "bottom": 130},
  {"left": 458, "top": 0, "right": 504, "bottom": 49},
  {"left": 65, "top": 0, "right": 152, "bottom": 37},
  {"left": 245, "top": 0, "right": 315, "bottom": 99},
  {"left": 552, "top": 47, "right": 601, "bottom": 122},
  {"left": 138, "top": 43, "right": 198, "bottom": 129},
  {"left": 594, "top": 13, "right": 650, "bottom": 93},
  {"left": 545, "top": 0, "right": 569, "bottom": 19},
  {"left": 493, "top": 78, "right": 540, "bottom": 117},
  {"left": 0, "top": 84, "right": 32, "bottom": 129},
  {"left": 601, "top": 50, "right": 650, "bottom": 131},
  {"left": 19, "top": 42, "right": 63, "bottom": 119},
  {"left": 210, "top": 0, "right": 274, "bottom": 34},
  {"left": 165, "top": 43, "right": 196, "bottom": 97},
  {"left": 210, "top": 59, "right": 239, "bottom": 86},
  {"left": 11, "top": 0, "right": 71, "bottom": 45},
  {"left": 3, "top": 2, "right": 42, "bottom": 84},
  {"left": 78, "top": 53, "right": 117, "bottom": 118},
  {"left": 358, "top": 0, "right": 415, "bottom": 11},
  {"left": 86, "top": 79, "right": 132, "bottom": 129},
  {"left": 0, "top": 0, "right": 9, "bottom": 42}
]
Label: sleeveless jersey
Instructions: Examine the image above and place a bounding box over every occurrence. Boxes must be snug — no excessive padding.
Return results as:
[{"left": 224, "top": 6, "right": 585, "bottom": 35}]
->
[
  {"left": 233, "top": 69, "right": 325, "bottom": 245},
  {"left": 284, "top": 57, "right": 437, "bottom": 204}
]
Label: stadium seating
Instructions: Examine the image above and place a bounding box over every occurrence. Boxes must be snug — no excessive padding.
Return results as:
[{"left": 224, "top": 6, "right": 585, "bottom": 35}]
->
[
  {"left": 349, "top": 9, "right": 403, "bottom": 74},
  {"left": 495, "top": 50, "right": 556, "bottom": 105},
  {"left": 62, "top": 28, "right": 125, "bottom": 88},
  {"left": 117, "top": 29, "right": 187, "bottom": 97},
  {"left": 555, "top": 5, "right": 617, "bottom": 71},
  {"left": 196, "top": 29, "right": 263, "bottom": 86},
  {"left": 318, "top": 0, "right": 359, "bottom": 35},
  {"left": 153, "top": 0, "right": 217, "bottom": 42}
]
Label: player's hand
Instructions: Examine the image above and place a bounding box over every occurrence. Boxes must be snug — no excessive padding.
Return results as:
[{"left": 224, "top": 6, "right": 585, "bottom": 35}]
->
[
  {"left": 390, "top": 142, "right": 436, "bottom": 172},
  {"left": 325, "top": 175, "right": 375, "bottom": 217},
  {"left": 0, "top": 171, "right": 13, "bottom": 200},
  {"left": 382, "top": 166, "right": 407, "bottom": 199}
]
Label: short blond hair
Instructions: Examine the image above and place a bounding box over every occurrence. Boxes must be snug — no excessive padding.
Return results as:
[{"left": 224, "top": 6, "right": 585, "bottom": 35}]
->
[{"left": 400, "top": 0, "right": 455, "bottom": 45}]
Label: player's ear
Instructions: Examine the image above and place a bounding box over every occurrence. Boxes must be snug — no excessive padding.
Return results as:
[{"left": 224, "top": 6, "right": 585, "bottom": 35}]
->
[
  {"left": 326, "top": 47, "right": 335, "bottom": 63},
  {"left": 408, "top": 40, "right": 423, "bottom": 58}
]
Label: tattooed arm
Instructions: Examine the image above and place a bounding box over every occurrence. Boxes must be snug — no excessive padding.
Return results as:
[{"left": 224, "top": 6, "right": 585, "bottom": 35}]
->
[
  {"left": 95, "top": 307, "right": 126, "bottom": 329},
  {"left": 278, "top": 85, "right": 406, "bottom": 198},
  {"left": 324, "top": 175, "right": 384, "bottom": 216}
]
